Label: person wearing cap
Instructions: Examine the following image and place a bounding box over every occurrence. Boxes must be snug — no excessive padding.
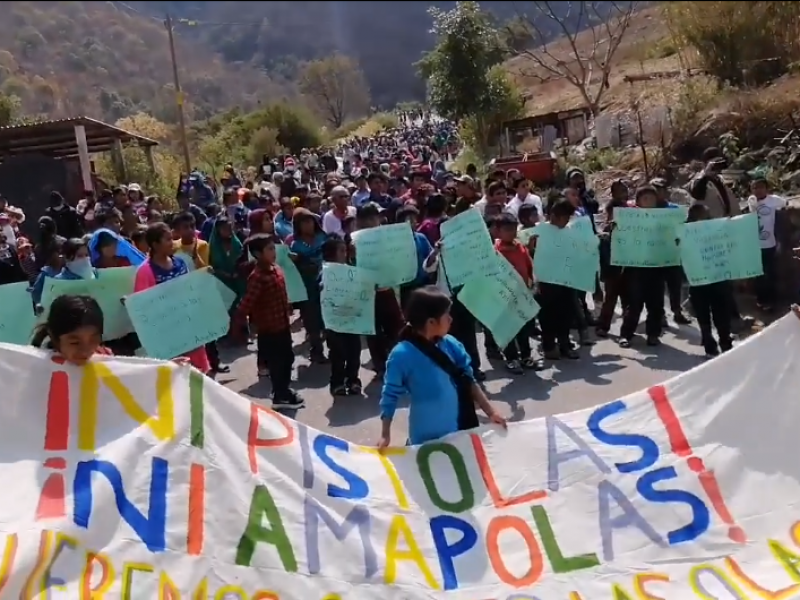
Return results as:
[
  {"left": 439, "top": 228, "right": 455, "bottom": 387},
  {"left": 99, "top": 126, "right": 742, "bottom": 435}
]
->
[
  {"left": 689, "top": 149, "right": 740, "bottom": 219},
  {"left": 322, "top": 186, "right": 356, "bottom": 236}
]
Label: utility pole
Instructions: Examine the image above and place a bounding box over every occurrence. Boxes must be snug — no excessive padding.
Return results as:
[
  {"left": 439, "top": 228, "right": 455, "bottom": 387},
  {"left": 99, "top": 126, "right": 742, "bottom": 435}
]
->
[{"left": 165, "top": 14, "right": 192, "bottom": 175}]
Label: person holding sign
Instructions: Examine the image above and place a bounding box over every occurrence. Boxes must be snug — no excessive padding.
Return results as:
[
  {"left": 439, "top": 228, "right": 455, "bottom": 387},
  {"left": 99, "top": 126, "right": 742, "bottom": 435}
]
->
[
  {"left": 377, "top": 286, "right": 506, "bottom": 448},
  {"left": 134, "top": 223, "right": 210, "bottom": 373},
  {"left": 494, "top": 212, "right": 543, "bottom": 373},
  {"left": 533, "top": 199, "right": 581, "bottom": 360},
  {"left": 683, "top": 204, "right": 734, "bottom": 357},
  {"left": 320, "top": 237, "right": 363, "bottom": 396},
  {"left": 617, "top": 187, "right": 667, "bottom": 348},
  {"left": 234, "top": 235, "right": 302, "bottom": 409}
]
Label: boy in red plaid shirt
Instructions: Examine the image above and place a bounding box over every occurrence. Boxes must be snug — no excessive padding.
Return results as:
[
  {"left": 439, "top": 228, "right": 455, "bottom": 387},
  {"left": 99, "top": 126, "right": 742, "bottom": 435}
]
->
[{"left": 234, "top": 235, "right": 303, "bottom": 410}]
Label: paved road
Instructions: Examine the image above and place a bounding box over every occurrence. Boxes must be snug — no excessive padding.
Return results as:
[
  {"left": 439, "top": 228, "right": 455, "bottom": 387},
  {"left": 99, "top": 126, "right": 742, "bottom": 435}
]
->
[{"left": 217, "top": 314, "right": 709, "bottom": 445}]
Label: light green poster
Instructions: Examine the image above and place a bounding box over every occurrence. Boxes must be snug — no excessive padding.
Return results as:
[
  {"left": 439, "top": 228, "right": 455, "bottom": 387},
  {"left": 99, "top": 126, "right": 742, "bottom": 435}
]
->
[
  {"left": 0, "top": 282, "right": 37, "bottom": 345},
  {"left": 532, "top": 222, "right": 599, "bottom": 292},
  {"left": 459, "top": 255, "right": 540, "bottom": 348},
  {"left": 276, "top": 245, "right": 309, "bottom": 303},
  {"left": 40, "top": 267, "right": 137, "bottom": 341},
  {"left": 320, "top": 263, "right": 376, "bottom": 335},
  {"left": 679, "top": 214, "right": 763, "bottom": 285},
  {"left": 124, "top": 269, "right": 230, "bottom": 360},
  {"left": 353, "top": 222, "right": 418, "bottom": 288},
  {"left": 611, "top": 207, "right": 688, "bottom": 267},
  {"left": 441, "top": 208, "right": 499, "bottom": 287}
]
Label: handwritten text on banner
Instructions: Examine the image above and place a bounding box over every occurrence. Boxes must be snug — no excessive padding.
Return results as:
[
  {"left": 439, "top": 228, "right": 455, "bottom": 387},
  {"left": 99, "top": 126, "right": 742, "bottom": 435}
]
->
[{"left": 1, "top": 317, "right": 800, "bottom": 597}]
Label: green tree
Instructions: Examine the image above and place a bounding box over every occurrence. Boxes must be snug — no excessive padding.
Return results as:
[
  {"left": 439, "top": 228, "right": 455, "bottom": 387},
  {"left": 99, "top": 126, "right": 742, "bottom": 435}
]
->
[
  {"left": 461, "top": 67, "right": 526, "bottom": 156},
  {"left": 417, "top": 1, "right": 506, "bottom": 123},
  {"left": 298, "top": 54, "right": 371, "bottom": 128}
]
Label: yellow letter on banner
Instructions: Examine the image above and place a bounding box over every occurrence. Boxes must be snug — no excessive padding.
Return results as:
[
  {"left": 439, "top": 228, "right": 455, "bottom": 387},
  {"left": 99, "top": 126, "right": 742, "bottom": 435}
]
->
[
  {"left": 78, "top": 363, "right": 175, "bottom": 451},
  {"left": 384, "top": 515, "right": 440, "bottom": 590}
]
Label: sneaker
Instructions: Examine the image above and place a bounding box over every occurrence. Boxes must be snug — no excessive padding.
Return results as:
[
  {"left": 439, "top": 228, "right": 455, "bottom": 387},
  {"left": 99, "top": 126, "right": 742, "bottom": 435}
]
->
[
  {"left": 673, "top": 312, "right": 692, "bottom": 325},
  {"left": 347, "top": 381, "right": 363, "bottom": 395},
  {"left": 505, "top": 359, "right": 523, "bottom": 374},
  {"left": 646, "top": 336, "right": 661, "bottom": 347},
  {"left": 211, "top": 364, "right": 231, "bottom": 374},
  {"left": 618, "top": 338, "right": 632, "bottom": 348},
  {"left": 330, "top": 384, "right": 348, "bottom": 397},
  {"left": 521, "top": 356, "right": 544, "bottom": 370},
  {"left": 473, "top": 368, "right": 487, "bottom": 382},
  {"left": 704, "top": 346, "right": 720, "bottom": 358},
  {"left": 274, "top": 391, "right": 304, "bottom": 409},
  {"left": 595, "top": 328, "right": 609, "bottom": 338}
]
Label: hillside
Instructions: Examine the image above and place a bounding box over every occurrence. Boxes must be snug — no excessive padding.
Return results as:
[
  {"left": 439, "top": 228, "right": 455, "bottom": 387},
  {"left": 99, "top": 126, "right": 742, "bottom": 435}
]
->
[
  {"left": 0, "top": 1, "right": 630, "bottom": 125},
  {"left": 0, "top": 1, "right": 287, "bottom": 123}
]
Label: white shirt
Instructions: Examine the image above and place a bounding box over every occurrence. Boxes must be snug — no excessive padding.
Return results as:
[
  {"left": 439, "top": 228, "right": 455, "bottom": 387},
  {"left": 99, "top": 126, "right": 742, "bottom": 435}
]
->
[
  {"left": 506, "top": 193, "right": 544, "bottom": 218},
  {"left": 322, "top": 207, "right": 357, "bottom": 236},
  {"left": 747, "top": 194, "right": 786, "bottom": 249}
]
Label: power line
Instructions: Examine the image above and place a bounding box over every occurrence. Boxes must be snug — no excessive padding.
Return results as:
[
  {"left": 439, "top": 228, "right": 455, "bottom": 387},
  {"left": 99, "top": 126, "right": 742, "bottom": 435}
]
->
[{"left": 106, "top": 1, "right": 253, "bottom": 28}]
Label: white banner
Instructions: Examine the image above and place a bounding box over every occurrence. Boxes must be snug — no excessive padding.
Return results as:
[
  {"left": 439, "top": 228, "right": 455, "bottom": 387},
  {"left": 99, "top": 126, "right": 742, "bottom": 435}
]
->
[{"left": 1, "top": 317, "right": 800, "bottom": 599}]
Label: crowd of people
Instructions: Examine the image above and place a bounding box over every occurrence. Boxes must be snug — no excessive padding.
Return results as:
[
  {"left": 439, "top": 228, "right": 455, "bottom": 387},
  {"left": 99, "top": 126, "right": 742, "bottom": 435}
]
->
[{"left": 0, "top": 116, "right": 788, "bottom": 446}]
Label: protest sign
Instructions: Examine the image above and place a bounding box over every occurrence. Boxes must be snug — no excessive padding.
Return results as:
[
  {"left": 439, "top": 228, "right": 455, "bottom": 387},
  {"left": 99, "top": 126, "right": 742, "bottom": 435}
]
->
[
  {"left": 276, "top": 245, "right": 309, "bottom": 303},
  {"left": 1, "top": 316, "right": 799, "bottom": 598},
  {"left": 679, "top": 214, "right": 763, "bottom": 285},
  {"left": 459, "top": 255, "right": 540, "bottom": 348},
  {"left": 124, "top": 269, "right": 230, "bottom": 359},
  {"left": 611, "top": 207, "right": 688, "bottom": 267},
  {"left": 353, "top": 222, "right": 418, "bottom": 288},
  {"left": 441, "top": 208, "right": 499, "bottom": 287},
  {"left": 320, "top": 263, "right": 376, "bottom": 335},
  {"left": 41, "top": 267, "right": 137, "bottom": 340},
  {"left": 0, "top": 282, "right": 37, "bottom": 344},
  {"left": 533, "top": 221, "right": 599, "bottom": 292}
]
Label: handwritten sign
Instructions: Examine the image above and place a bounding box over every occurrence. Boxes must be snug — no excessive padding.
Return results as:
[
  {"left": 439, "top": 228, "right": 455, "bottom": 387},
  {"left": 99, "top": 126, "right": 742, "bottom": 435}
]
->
[
  {"left": 276, "top": 245, "right": 309, "bottom": 303},
  {"left": 533, "top": 222, "right": 599, "bottom": 292},
  {"left": 124, "top": 269, "right": 229, "bottom": 359},
  {"left": 679, "top": 214, "right": 764, "bottom": 285},
  {"left": 611, "top": 207, "right": 688, "bottom": 267},
  {"left": 459, "top": 255, "right": 541, "bottom": 348},
  {"left": 321, "top": 263, "right": 376, "bottom": 335},
  {"left": 441, "top": 208, "right": 499, "bottom": 287},
  {"left": 353, "top": 222, "right": 418, "bottom": 288},
  {"left": 1, "top": 315, "right": 799, "bottom": 597},
  {"left": 0, "top": 282, "right": 37, "bottom": 344},
  {"left": 41, "top": 266, "right": 137, "bottom": 340}
]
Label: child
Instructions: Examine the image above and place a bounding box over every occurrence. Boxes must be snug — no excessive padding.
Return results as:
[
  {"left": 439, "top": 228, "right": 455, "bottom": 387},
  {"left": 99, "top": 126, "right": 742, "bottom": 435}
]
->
[
  {"left": 17, "top": 238, "right": 38, "bottom": 284},
  {"left": 235, "top": 235, "right": 302, "bottom": 409},
  {"left": 31, "top": 295, "right": 110, "bottom": 365},
  {"left": 494, "top": 212, "right": 543, "bottom": 373},
  {"left": 90, "top": 228, "right": 143, "bottom": 269},
  {"left": 31, "top": 241, "right": 64, "bottom": 306},
  {"left": 618, "top": 186, "right": 665, "bottom": 348},
  {"left": 684, "top": 203, "right": 733, "bottom": 357},
  {"left": 56, "top": 238, "right": 97, "bottom": 281},
  {"left": 596, "top": 198, "right": 628, "bottom": 337},
  {"left": 536, "top": 199, "right": 580, "bottom": 359},
  {"left": 172, "top": 212, "right": 210, "bottom": 271},
  {"left": 377, "top": 286, "right": 505, "bottom": 449},
  {"left": 355, "top": 204, "right": 403, "bottom": 376},
  {"left": 517, "top": 204, "right": 539, "bottom": 231},
  {"left": 321, "top": 237, "right": 363, "bottom": 396},
  {"left": 747, "top": 177, "right": 786, "bottom": 311},
  {"left": 130, "top": 226, "right": 149, "bottom": 254},
  {"left": 290, "top": 208, "right": 328, "bottom": 363},
  {"left": 134, "top": 223, "right": 210, "bottom": 373}
]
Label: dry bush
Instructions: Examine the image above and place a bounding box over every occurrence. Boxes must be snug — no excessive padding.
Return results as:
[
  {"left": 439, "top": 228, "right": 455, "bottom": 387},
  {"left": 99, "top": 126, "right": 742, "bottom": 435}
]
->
[{"left": 664, "top": 2, "right": 800, "bottom": 86}]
